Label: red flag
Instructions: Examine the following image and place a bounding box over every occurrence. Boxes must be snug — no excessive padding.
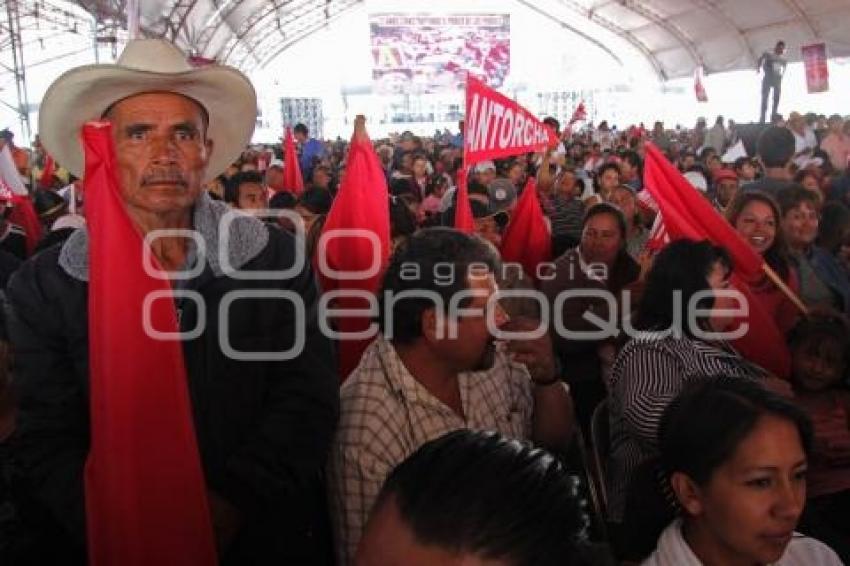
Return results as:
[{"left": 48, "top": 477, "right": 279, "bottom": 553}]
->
[
  {"left": 453, "top": 167, "right": 474, "bottom": 234},
  {"left": 317, "top": 117, "right": 390, "bottom": 380},
  {"left": 568, "top": 101, "right": 587, "bottom": 126},
  {"left": 464, "top": 75, "right": 558, "bottom": 166},
  {"left": 645, "top": 212, "right": 669, "bottom": 253},
  {"left": 7, "top": 195, "right": 42, "bottom": 256},
  {"left": 644, "top": 144, "right": 762, "bottom": 283},
  {"left": 39, "top": 154, "right": 56, "bottom": 189},
  {"left": 643, "top": 142, "right": 790, "bottom": 378},
  {"left": 82, "top": 122, "right": 217, "bottom": 566},
  {"left": 500, "top": 178, "right": 551, "bottom": 281},
  {"left": 694, "top": 67, "right": 708, "bottom": 102},
  {"left": 283, "top": 127, "right": 305, "bottom": 194}
]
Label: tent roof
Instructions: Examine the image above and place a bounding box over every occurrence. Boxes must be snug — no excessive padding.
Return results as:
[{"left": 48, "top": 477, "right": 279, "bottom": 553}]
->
[
  {"left": 8, "top": 0, "right": 850, "bottom": 80},
  {"left": 555, "top": 0, "right": 850, "bottom": 80}
]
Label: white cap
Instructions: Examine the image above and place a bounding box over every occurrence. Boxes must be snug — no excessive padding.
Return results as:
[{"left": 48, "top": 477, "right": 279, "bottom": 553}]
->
[
  {"left": 51, "top": 213, "right": 86, "bottom": 232},
  {"left": 683, "top": 171, "right": 708, "bottom": 192},
  {"left": 474, "top": 160, "right": 496, "bottom": 173},
  {"left": 268, "top": 159, "right": 284, "bottom": 169}
]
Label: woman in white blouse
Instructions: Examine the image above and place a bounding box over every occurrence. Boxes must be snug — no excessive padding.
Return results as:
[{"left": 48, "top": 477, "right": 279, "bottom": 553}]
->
[{"left": 643, "top": 377, "right": 842, "bottom": 566}]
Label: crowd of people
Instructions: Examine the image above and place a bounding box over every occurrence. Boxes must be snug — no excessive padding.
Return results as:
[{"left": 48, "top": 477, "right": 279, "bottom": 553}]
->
[{"left": 0, "top": 37, "right": 848, "bottom": 565}]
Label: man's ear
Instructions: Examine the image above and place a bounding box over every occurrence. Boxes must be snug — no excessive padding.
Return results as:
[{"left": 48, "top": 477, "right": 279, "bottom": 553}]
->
[
  {"left": 670, "top": 472, "right": 704, "bottom": 517},
  {"left": 204, "top": 138, "right": 214, "bottom": 164},
  {"left": 421, "top": 308, "right": 438, "bottom": 343}
]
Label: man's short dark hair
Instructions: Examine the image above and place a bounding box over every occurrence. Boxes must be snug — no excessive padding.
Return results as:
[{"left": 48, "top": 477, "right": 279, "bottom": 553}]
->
[
  {"left": 621, "top": 150, "right": 642, "bottom": 171},
  {"left": 378, "top": 228, "right": 499, "bottom": 344},
  {"left": 733, "top": 156, "right": 753, "bottom": 171},
  {"left": 583, "top": 202, "right": 627, "bottom": 241},
  {"left": 374, "top": 430, "right": 600, "bottom": 566},
  {"left": 226, "top": 170, "right": 264, "bottom": 204},
  {"left": 294, "top": 123, "right": 308, "bottom": 136},
  {"left": 698, "top": 147, "right": 716, "bottom": 162},
  {"left": 543, "top": 117, "right": 560, "bottom": 133},
  {"left": 776, "top": 184, "right": 820, "bottom": 217},
  {"left": 269, "top": 191, "right": 296, "bottom": 210},
  {"left": 756, "top": 126, "right": 795, "bottom": 168},
  {"left": 232, "top": 170, "right": 264, "bottom": 188}
]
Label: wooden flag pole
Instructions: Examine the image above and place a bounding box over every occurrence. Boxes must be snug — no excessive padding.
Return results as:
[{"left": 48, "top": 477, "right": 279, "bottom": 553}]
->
[{"left": 761, "top": 263, "right": 808, "bottom": 315}]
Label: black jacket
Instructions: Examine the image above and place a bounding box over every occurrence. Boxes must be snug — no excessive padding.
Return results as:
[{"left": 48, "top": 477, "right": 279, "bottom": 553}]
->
[{"left": 4, "top": 196, "right": 339, "bottom": 565}]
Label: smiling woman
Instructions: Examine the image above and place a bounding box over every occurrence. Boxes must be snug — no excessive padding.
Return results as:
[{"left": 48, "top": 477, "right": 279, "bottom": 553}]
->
[{"left": 726, "top": 191, "right": 801, "bottom": 335}]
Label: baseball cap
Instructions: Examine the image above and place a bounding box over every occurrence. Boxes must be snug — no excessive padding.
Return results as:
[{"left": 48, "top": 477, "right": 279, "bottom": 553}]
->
[
  {"left": 712, "top": 169, "right": 738, "bottom": 184},
  {"left": 488, "top": 178, "right": 517, "bottom": 213},
  {"left": 684, "top": 171, "right": 708, "bottom": 192},
  {"left": 474, "top": 160, "right": 496, "bottom": 173}
]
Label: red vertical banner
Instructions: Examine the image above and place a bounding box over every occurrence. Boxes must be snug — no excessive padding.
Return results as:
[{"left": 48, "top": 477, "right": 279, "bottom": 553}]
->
[
  {"left": 802, "top": 43, "right": 829, "bottom": 94},
  {"left": 694, "top": 66, "right": 708, "bottom": 102},
  {"left": 82, "top": 122, "right": 217, "bottom": 566}
]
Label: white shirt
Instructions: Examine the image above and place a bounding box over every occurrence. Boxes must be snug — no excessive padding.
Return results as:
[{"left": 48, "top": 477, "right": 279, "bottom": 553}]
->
[
  {"left": 791, "top": 126, "right": 818, "bottom": 154},
  {"left": 642, "top": 519, "right": 843, "bottom": 566}
]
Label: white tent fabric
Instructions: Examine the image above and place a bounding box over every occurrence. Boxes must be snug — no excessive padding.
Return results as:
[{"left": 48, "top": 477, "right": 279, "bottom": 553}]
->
[
  {"left": 6, "top": 0, "right": 850, "bottom": 79},
  {"left": 121, "top": 0, "right": 850, "bottom": 79},
  {"left": 557, "top": 0, "right": 850, "bottom": 80}
]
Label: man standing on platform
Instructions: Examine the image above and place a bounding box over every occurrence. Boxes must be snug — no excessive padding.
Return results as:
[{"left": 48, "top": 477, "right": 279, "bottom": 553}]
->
[{"left": 758, "top": 41, "right": 788, "bottom": 123}]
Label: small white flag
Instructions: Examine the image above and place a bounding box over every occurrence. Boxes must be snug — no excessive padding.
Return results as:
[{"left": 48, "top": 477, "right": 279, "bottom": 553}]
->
[{"left": 0, "top": 145, "right": 28, "bottom": 196}]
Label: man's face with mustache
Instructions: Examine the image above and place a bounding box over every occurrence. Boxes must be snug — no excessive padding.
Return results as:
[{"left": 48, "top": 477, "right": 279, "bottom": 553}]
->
[{"left": 107, "top": 92, "right": 212, "bottom": 217}]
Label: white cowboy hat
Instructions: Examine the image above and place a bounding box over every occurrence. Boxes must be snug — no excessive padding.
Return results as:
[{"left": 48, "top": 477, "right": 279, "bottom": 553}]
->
[{"left": 39, "top": 39, "right": 256, "bottom": 183}]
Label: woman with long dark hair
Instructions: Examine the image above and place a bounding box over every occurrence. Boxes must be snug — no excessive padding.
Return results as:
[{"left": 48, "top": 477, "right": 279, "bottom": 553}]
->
[
  {"left": 607, "top": 240, "right": 767, "bottom": 525},
  {"left": 726, "top": 191, "right": 802, "bottom": 334}
]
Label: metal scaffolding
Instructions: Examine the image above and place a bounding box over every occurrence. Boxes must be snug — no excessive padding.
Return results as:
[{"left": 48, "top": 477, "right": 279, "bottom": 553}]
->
[
  {"left": 0, "top": 0, "right": 99, "bottom": 143},
  {"left": 1, "top": 0, "right": 32, "bottom": 141}
]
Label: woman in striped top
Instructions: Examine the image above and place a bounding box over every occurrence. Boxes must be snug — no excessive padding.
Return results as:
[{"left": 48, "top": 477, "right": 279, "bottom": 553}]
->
[{"left": 607, "top": 240, "right": 768, "bottom": 523}]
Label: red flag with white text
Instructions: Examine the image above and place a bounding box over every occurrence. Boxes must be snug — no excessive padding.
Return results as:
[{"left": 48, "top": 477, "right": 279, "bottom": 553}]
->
[{"left": 464, "top": 75, "right": 558, "bottom": 167}]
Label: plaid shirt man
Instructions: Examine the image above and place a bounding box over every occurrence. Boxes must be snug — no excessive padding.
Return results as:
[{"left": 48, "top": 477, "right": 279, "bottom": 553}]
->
[{"left": 328, "top": 335, "right": 534, "bottom": 565}]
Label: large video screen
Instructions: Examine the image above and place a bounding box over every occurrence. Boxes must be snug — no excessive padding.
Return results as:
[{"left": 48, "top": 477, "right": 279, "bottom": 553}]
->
[{"left": 370, "top": 13, "right": 510, "bottom": 95}]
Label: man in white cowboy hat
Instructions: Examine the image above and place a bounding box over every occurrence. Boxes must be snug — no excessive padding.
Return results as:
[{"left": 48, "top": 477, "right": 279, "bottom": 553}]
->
[{"left": 4, "top": 39, "right": 339, "bottom": 565}]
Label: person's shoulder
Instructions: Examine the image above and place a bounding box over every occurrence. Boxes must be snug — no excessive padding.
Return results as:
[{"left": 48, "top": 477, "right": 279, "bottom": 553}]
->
[
  {"left": 781, "top": 535, "right": 844, "bottom": 565},
  {"left": 540, "top": 248, "right": 580, "bottom": 292},
  {"left": 7, "top": 240, "right": 79, "bottom": 309},
  {"left": 337, "top": 346, "right": 408, "bottom": 440},
  {"left": 237, "top": 219, "right": 301, "bottom": 274},
  {"left": 745, "top": 177, "right": 792, "bottom": 194}
]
